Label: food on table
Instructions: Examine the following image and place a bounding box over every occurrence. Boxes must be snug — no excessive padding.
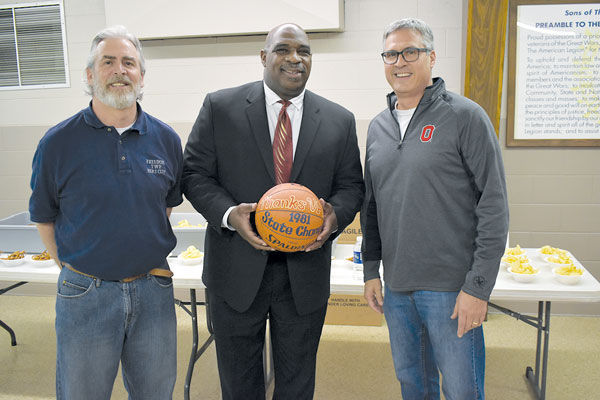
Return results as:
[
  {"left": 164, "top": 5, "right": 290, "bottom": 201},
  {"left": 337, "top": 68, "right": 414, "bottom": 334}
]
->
[
  {"left": 1, "top": 250, "right": 25, "bottom": 260},
  {"left": 546, "top": 253, "right": 572, "bottom": 265},
  {"left": 539, "top": 245, "right": 566, "bottom": 255},
  {"left": 554, "top": 264, "right": 583, "bottom": 276},
  {"left": 501, "top": 254, "right": 529, "bottom": 267},
  {"left": 505, "top": 244, "right": 525, "bottom": 256},
  {"left": 174, "top": 219, "right": 206, "bottom": 228},
  {"left": 179, "top": 245, "right": 203, "bottom": 260},
  {"left": 509, "top": 262, "right": 538, "bottom": 275},
  {"left": 32, "top": 250, "right": 51, "bottom": 261}
]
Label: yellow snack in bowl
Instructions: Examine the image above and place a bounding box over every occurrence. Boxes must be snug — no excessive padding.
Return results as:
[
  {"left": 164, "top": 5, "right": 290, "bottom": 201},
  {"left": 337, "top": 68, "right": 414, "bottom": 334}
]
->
[
  {"left": 555, "top": 264, "right": 583, "bottom": 276},
  {"left": 547, "top": 253, "right": 572, "bottom": 265},
  {"left": 505, "top": 245, "right": 525, "bottom": 256},
  {"left": 180, "top": 245, "right": 203, "bottom": 259},
  {"left": 174, "top": 219, "right": 206, "bottom": 228},
  {"left": 502, "top": 254, "right": 528, "bottom": 265},
  {"left": 510, "top": 262, "right": 537, "bottom": 274},
  {"left": 540, "top": 245, "right": 566, "bottom": 255}
]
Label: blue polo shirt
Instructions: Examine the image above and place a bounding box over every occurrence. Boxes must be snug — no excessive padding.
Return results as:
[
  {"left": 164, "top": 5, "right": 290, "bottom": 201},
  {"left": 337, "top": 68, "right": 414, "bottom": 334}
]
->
[{"left": 29, "top": 102, "right": 183, "bottom": 280}]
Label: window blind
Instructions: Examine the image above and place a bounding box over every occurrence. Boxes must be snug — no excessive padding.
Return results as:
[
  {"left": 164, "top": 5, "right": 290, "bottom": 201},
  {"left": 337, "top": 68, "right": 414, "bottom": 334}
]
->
[{"left": 0, "top": 2, "right": 68, "bottom": 89}]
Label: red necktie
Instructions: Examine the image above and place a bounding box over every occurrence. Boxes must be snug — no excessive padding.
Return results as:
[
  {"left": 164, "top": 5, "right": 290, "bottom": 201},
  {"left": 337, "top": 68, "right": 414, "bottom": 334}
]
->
[{"left": 273, "top": 100, "right": 293, "bottom": 184}]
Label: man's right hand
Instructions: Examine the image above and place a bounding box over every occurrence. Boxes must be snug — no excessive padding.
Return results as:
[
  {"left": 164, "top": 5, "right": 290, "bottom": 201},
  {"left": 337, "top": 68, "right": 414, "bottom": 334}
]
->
[
  {"left": 364, "top": 278, "right": 384, "bottom": 314},
  {"left": 228, "top": 203, "right": 274, "bottom": 251}
]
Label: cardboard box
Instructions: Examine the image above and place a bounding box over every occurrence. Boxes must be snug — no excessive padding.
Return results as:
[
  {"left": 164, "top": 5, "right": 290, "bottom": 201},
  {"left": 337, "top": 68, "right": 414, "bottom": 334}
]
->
[
  {"left": 325, "top": 294, "right": 383, "bottom": 326},
  {"left": 336, "top": 213, "right": 362, "bottom": 244}
]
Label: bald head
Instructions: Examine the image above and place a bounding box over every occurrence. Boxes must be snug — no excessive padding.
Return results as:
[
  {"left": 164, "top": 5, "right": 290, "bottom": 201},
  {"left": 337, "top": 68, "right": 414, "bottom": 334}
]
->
[
  {"left": 264, "top": 23, "right": 308, "bottom": 52},
  {"left": 260, "top": 23, "right": 312, "bottom": 100}
]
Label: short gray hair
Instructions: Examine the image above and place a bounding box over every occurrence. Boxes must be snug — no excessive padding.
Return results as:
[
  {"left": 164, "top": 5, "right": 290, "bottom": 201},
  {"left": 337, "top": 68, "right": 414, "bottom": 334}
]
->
[
  {"left": 86, "top": 25, "right": 145, "bottom": 74},
  {"left": 382, "top": 18, "right": 434, "bottom": 51}
]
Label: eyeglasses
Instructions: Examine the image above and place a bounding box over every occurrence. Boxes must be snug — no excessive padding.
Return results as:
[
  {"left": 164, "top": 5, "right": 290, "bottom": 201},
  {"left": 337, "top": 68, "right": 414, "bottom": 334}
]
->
[{"left": 381, "top": 47, "right": 430, "bottom": 64}]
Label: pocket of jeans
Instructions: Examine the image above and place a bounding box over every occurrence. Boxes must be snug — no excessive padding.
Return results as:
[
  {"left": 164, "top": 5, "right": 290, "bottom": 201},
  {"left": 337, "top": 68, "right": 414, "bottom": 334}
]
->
[
  {"left": 57, "top": 277, "right": 94, "bottom": 298},
  {"left": 150, "top": 275, "right": 173, "bottom": 288}
]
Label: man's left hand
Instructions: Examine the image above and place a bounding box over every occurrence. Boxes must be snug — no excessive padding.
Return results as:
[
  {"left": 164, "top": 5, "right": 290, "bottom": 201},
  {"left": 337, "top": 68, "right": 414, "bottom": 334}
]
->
[
  {"left": 450, "top": 290, "right": 488, "bottom": 338},
  {"left": 304, "top": 199, "right": 337, "bottom": 252}
]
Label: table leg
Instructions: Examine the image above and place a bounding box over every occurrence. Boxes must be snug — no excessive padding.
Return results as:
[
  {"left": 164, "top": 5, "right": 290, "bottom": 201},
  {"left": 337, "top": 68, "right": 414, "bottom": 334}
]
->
[
  {"left": 174, "top": 289, "right": 214, "bottom": 400},
  {"left": 1, "top": 281, "right": 28, "bottom": 346},
  {"left": 0, "top": 319, "right": 17, "bottom": 346},
  {"left": 489, "top": 301, "right": 551, "bottom": 400}
]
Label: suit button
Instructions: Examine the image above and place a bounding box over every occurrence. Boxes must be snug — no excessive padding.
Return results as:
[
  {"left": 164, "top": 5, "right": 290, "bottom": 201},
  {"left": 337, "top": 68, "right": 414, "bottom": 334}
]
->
[{"left": 261, "top": 250, "right": 267, "bottom": 256}]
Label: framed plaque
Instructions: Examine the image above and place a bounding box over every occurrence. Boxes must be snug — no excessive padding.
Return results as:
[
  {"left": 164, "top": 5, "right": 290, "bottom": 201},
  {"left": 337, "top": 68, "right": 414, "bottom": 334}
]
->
[{"left": 506, "top": 0, "right": 600, "bottom": 146}]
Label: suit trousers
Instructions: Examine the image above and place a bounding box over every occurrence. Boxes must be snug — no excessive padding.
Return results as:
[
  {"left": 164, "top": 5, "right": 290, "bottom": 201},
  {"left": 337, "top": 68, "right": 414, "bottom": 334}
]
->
[{"left": 208, "top": 253, "right": 327, "bottom": 400}]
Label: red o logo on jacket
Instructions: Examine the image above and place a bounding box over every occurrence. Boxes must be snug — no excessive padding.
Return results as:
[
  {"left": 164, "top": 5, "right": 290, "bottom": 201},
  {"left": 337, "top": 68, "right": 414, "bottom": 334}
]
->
[{"left": 420, "top": 125, "right": 435, "bottom": 142}]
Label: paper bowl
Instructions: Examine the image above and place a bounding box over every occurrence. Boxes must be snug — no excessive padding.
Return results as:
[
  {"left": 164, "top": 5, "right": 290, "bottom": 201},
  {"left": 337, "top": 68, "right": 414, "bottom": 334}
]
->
[
  {"left": 27, "top": 255, "right": 55, "bottom": 267},
  {"left": 507, "top": 266, "right": 540, "bottom": 283},
  {"left": 177, "top": 252, "right": 203, "bottom": 265},
  {"left": 0, "top": 255, "right": 25, "bottom": 267},
  {"left": 544, "top": 256, "right": 572, "bottom": 267},
  {"left": 500, "top": 260, "right": 512, "bottom": 270},
  {"left": 552, "top": 267, "right": 582, "bottom": 285}
]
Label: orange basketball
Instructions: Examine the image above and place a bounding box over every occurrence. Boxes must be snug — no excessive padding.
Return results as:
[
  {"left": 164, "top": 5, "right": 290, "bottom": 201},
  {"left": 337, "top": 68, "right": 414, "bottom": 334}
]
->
[{"left": 255, "top": 183, "right": 324, "bottom": 252}]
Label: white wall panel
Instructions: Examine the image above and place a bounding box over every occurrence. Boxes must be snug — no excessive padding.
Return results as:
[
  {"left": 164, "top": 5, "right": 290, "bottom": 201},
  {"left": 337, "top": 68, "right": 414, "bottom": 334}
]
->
[{"left": 104, "top": 0, "right": 344, "bottom": 39}]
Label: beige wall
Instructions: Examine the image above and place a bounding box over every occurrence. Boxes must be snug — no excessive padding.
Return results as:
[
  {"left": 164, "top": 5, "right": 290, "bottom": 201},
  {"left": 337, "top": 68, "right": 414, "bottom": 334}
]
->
[{"left": 1, "top": 0, "right": 598, "bottom": 314}]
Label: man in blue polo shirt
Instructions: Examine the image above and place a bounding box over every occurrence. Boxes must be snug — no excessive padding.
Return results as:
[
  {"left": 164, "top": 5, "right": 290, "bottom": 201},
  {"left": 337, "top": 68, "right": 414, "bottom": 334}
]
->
[{"left": 29, "top": 25, "right": 183, "bottom": 400}]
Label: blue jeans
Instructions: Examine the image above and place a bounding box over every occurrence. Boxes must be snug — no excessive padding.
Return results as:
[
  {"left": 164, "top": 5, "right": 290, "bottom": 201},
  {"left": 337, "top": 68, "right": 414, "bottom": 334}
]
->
[
  {"left": 55, "top": 266, "right": 177, "bottom": 400},
  {"left": 383, "top": 287, "right": 485, "bottom": 400}
]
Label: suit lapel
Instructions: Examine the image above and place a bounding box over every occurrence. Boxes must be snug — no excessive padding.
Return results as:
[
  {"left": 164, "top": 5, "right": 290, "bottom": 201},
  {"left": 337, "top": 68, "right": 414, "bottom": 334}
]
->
[
  {"left": 245, "top": 82, "right": 275, "bottom": 183},
  {"left": 291, "top": 91, "right": 320, "bottom": 182}
]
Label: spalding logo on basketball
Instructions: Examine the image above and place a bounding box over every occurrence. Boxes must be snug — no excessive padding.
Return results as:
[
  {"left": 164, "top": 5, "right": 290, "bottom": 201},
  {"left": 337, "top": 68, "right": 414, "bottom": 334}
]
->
[{"left": 255, "top": 183, "right": 324, "bottom": 252}]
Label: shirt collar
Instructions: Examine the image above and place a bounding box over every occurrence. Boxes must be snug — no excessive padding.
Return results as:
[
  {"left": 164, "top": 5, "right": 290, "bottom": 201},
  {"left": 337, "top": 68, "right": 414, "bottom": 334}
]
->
[
  {"left": 263, "top": 81, "right": 305, "bottom": 111},
  {"left": 82, "top": 101, "right": 147, "bottom": 135}
]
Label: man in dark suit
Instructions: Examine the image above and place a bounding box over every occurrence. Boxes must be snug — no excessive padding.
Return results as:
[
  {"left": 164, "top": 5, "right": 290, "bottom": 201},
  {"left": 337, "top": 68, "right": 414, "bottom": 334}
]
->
[{"left": 182, "top": 23, "right": 364, "bottom": 400}]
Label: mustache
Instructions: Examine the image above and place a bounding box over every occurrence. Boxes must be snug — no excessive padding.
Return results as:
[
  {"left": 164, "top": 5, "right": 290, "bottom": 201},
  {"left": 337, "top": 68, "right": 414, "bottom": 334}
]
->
[
  {"left": 106, "top": 76, "right": 133, "bottom": 85},
  {"left": 282, "top": 63, "right": 305, "bottom": 72}
]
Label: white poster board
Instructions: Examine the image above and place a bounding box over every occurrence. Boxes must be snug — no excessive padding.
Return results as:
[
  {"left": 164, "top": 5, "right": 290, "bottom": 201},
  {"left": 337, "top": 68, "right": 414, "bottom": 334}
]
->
[
  {"left": 507, "top": 1, "right": 600, "bottom": 146},
  {"left": 104, "top": 0, "right": 344, "bottom": 40}
]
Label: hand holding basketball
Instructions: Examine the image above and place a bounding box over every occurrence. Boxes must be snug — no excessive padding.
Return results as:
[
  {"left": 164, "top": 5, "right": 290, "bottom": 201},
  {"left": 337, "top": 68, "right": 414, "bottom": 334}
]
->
[
  {"left": 303, "top": 199, "right": 337, "bottom": 252},
  {"left": 228, "top": 203, "right": 272, "bottom": 251},
  {"left": 255, "top": 183, "right": 324, "bottom": 252}
]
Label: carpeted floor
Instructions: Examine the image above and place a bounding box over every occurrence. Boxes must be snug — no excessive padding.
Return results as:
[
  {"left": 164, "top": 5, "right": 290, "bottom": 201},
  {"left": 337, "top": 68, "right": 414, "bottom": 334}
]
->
[{"left": 1, "top": 295, "right": 598, "bottom": 399}]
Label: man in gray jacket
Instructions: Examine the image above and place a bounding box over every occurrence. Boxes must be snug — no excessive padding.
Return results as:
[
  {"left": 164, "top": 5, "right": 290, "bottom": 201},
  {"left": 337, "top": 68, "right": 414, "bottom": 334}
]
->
[{"left": 361, "top": 18, "right": 508, "bottom": 400}]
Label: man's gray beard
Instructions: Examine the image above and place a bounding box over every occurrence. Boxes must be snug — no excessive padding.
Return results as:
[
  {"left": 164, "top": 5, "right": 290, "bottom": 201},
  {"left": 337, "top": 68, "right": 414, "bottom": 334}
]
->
[{"left": 92, "top": 79, "right": 141, "bottom": 110}]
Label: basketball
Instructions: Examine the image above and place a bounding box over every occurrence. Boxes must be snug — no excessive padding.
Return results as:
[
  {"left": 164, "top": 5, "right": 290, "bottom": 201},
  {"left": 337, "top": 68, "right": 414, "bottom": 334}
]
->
[{"left": 255, "top": 183, "right": 324, "bottom": 252}]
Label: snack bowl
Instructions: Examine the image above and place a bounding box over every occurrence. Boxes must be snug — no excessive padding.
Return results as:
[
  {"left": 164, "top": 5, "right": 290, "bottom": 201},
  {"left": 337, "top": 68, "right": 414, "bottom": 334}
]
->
[
  {"left": 504, "top": 246, "right": 526, "bottom": 257},
  {"left": 177, "top": 252, "right": 203, "bottom": 265},
  {"left": 544, "top": 256, "right": 572, "bottom": 267},
  {"left": 552, "top": 267, "right": 583, "bottom": 285},
  {"left": 27, "top": 255, "right": 55, "bottom": 267},
  {"left": 507, "top": 266, "right": 540, "bottom": 283},
  {"left": 0, "top": 255, "right": 25, "bottom": 267},
  {"left": 501, "top": 255, "right": 527, "bottom": 270},
  {"left": 538, "top": 246, "right": 566, "bottom": 259}
]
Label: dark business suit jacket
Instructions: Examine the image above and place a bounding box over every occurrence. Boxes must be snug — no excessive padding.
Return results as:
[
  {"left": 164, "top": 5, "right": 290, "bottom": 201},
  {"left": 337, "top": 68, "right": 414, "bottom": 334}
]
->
[{"left": 182, "top": 81, "right": 364, "bottom": 315}]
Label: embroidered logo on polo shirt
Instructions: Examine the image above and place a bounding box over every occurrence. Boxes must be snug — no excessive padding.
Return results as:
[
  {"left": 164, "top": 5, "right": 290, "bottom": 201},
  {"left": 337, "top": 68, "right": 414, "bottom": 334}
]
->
[
  {"left": 146, "top": 159, "right": 166, "bottom": 175},
  {"left": 420, "top": 125, "right": 435, "bottom": 142}
]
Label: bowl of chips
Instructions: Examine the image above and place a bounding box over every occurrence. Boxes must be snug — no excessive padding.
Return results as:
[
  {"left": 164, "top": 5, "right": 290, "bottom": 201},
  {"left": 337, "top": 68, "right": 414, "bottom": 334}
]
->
[
  {"left": 538, "top": 245, "right": 567, "bottom": 260},
  {"left": 0, "top": 250, "right": 26, "bottom": 266},
  {"left": 501, "top": 254, "right": 529, "bottom": 270},
  {"left": 29, "top": 250, "right": 55, "bottom": 267},
  {"left": 177, "top": 245, "right": 204, "bottom": 265},
  {"left": 507, "top": 263, "right": 540, "bottom": 283},
  {"left": 544, "top": 253, "right": 572, "bottom": 267},
  {"left": 505, "top": 244, "right": 526, "bottom": 256},
  {"left": 552, "top": 265, "right": 583, "bottom": 285}
]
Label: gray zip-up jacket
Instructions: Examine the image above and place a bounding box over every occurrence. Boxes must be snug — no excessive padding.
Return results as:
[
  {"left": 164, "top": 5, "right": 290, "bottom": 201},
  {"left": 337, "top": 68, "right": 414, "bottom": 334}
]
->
[{"left": 361, "top": 78, "right": 509, "bottom": 301}]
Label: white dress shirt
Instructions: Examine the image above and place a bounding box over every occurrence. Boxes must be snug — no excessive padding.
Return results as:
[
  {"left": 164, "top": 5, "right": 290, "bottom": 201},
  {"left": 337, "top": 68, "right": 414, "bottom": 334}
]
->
[{"left": 221, "top": 82, "right": 306, "bottom": 229}]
